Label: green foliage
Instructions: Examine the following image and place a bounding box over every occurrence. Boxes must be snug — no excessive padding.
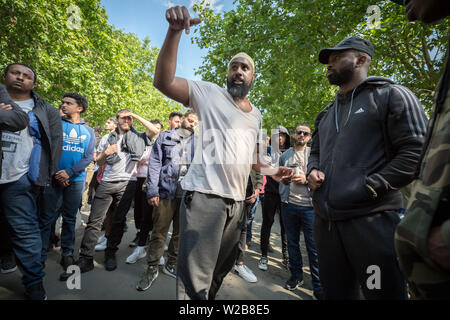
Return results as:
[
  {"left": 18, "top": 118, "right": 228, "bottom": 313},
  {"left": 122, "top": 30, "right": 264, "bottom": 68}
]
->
[
  {"left": 0, "top": 0, "right": 183, "bottom": 130},
  {"left": 192, "top": 0, "right": 449, "bottom": 130}
]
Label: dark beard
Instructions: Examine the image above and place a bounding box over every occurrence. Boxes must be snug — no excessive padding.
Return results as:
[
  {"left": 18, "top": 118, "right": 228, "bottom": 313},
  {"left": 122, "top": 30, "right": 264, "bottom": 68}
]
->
[
  {"left": 327, "top": 64, "right": 354, "bottom": 86},
  {"left": 226, "top": 79, "right": 252, "bottom": 98},
  {"left": 295, "top": 140, "right": 307, "bottom": 147}
]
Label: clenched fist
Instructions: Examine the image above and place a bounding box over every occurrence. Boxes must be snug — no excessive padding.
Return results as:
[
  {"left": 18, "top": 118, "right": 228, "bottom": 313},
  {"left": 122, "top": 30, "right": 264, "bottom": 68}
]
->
[{"left": 166, "top": 6, "right": 202, "bottom": 34}]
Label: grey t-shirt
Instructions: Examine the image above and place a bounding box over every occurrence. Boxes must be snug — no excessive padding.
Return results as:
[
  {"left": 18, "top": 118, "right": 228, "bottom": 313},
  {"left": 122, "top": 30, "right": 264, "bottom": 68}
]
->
[
  {"left": 98, "top": 134, "right": 137, "bottom": 182},
  {"left": 0, "top": 99, "right": 34, "bottom": 184},
  {"left": 181, "top": 80, "right": 263, "bottom": 201},
  {"left": 287, "top": 147, "right": 312, "bottom": 207}
]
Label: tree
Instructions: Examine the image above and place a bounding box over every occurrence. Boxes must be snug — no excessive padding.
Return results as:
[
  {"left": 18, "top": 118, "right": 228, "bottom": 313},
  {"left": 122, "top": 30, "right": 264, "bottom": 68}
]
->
[
  {"left": 0, "top": 0, "right": 183, "bottom": 129},
  {"left": 192, "top": 0, "right": 449, "bottom": 130}
]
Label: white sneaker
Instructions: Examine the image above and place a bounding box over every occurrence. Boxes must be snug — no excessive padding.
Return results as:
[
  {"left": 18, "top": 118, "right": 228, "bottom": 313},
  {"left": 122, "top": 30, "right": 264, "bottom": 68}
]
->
[
  {"left": 159, "top": 256, "right": 165, "bottom": 266},
  {"left": 234, "top": 264, "right": 257, "bottom": 283},
  {"left": 97, "top": 235, "right": 106, "bottom": 245},
  {"left": 258, "top": 257, "right": 268, "bottom": 271},
  {"left": 95, "top": 239, "right": 107, "bottom": 251},
  {"left": 126, "top": 246, "right": 147, "bottom": 264}
]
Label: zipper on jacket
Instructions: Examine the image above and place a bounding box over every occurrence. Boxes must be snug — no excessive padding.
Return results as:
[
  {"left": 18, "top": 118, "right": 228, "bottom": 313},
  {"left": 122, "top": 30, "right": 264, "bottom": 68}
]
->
[{"left": 328, "top": 219, "right": 331, "bottom": 232}]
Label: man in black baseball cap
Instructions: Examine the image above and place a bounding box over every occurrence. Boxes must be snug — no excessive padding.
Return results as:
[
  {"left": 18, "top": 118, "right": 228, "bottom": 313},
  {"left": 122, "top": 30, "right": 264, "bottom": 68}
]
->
[
  {"left": 307, "top": 34, "right": 428, "bottom": 299},
  {"left": 318, "top": 36, "right": 374, "bottom": 65}
]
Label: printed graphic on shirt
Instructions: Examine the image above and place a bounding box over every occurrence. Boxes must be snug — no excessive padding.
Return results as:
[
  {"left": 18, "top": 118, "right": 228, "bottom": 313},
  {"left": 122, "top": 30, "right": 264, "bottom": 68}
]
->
[
  {"left": 1, "top": 131, "right": 21, "bottom": 153},
  {"left": 63, "top": 128, "right": 87, "bottom": 153}
]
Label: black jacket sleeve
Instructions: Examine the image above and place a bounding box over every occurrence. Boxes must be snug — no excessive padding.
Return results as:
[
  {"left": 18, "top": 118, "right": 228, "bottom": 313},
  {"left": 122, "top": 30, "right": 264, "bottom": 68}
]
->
[
  {"left": 307, "top": 106, "right": 329, "bottom": 177},
  {"left": 366, "top": 85, "right": 428, "bottom": 196},
  {"left": 0, "top": 84, "right": 29, "bottom": 132},
  {"left": 47, "top": 104, "right": 63, "bottom": 176}
]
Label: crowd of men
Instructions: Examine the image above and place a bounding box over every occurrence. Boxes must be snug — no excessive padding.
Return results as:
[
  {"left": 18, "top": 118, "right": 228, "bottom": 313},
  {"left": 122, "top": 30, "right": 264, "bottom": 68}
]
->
[{"left": 0, "top": 0, "right": 449, "bottom": 300}]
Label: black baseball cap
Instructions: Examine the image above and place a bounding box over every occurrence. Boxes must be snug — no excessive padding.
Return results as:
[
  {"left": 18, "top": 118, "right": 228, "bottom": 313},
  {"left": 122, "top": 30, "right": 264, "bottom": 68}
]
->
[{"left": 319, "top": 36, "right": 374, "bottom": 64}]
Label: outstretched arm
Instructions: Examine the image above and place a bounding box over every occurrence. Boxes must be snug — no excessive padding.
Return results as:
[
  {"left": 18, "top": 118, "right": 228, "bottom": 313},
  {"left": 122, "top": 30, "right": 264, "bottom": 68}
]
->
[
  {"left": 153, "top": 6, "right": 202, "bottom": 106},
  {"left": 252, "top": 143, "right": 294, "bottom": 184}
]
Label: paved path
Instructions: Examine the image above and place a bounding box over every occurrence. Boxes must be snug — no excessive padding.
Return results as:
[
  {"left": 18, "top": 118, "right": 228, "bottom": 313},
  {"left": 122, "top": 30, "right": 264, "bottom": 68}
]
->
[{"left": 0, "top": 202, "right": 315, "bottom": 300}]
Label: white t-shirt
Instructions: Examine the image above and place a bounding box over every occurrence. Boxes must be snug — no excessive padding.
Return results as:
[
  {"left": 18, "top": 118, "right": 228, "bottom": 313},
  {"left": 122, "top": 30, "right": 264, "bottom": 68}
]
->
[
  {"left": 0, "top": 99, "right": 34, "bottom": 184},
  {"left": 181, "top": 80, "right": 263, "bottom": 201},
  {"left": 98, "top": 133, "right": 137, "bottom": 182}
]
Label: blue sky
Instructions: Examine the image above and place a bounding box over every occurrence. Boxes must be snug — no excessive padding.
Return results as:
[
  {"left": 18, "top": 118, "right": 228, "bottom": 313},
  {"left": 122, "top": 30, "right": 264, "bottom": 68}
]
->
[{"left": 100, "top": 0, "right": 235, "bottom": 80}]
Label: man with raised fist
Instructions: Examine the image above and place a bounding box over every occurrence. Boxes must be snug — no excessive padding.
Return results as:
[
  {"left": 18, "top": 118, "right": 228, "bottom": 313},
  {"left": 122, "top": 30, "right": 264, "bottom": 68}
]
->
[{"left": 152, "top": 6, "right": 294, "bottom": 300}]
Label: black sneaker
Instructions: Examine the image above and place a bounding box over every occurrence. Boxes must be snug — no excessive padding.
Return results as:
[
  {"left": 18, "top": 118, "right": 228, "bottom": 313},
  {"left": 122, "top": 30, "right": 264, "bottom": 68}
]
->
[
  {"left": 76, "top": 256, "right": 94, "bottom": 273},
  {"left": 60, "top": 255, "right": 75, "bottom": 271},
  {"left": 285, "top": 274, "right": 304, "bottom": 291},
  {"left": 105, "top": 253, "right": 117, "bottom": 271},
  {"left": 24, "top": 282, "right": 47, "bottom": 300},
  {"left": 0, "top": 252, "right": 17, "bottom": 274}
]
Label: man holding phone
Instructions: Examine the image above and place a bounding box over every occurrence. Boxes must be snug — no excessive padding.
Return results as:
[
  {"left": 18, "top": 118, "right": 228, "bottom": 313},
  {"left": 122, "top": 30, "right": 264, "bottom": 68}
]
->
[{"left": 279, "top": 124, "right": 323, "bottom": 300}]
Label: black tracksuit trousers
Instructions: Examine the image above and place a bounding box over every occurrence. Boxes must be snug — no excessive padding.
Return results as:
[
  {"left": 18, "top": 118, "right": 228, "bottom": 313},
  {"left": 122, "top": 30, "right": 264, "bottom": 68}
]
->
[{"left": 313, "top": 211, "right": 408, "bottom": 300}]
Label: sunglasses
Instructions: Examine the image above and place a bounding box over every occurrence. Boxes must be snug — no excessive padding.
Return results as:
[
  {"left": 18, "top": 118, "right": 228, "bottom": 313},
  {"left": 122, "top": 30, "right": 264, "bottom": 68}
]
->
[{"left": 296, "top": 130, "right": 310, "bottom": 136}]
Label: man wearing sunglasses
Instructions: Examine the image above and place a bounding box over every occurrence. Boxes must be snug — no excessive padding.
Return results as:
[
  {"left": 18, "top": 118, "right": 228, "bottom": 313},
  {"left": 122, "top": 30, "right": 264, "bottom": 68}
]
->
[
  {"left": 307, "top": 36, "right": 428, "bottom": 299},
  {"left": 0, "top": 63, "right": 63, "bottom": 300},
  {"left": 279, "top": 124, "right": 323, "bottom": 299}
]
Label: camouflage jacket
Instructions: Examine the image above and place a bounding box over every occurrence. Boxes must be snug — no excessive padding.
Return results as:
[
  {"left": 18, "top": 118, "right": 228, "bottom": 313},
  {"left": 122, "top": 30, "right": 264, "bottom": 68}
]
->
[{"left": 395, "top": 40, "right": 450, "bottom": 299}]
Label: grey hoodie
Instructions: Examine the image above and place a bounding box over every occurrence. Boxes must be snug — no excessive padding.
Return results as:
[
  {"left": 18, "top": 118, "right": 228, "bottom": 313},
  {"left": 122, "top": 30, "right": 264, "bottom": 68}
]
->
[{"left": 265, "top": 125, "right": 291, "bottom": 195}]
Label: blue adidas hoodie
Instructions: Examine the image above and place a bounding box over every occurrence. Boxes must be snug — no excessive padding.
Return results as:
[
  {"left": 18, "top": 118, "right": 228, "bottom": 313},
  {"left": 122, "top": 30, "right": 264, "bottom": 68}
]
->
[{"left": 58, "top": 117, "right": 95, "bottom": 182}]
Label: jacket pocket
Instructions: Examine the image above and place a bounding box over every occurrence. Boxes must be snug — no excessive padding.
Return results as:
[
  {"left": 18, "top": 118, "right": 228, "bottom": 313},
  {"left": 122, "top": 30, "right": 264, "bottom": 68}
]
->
[
  {"left": 312, "top": 187, "right": 329, "bottom": 218},
  {"left": 328, "top": 166, "right": 372, "bottom": 208}
]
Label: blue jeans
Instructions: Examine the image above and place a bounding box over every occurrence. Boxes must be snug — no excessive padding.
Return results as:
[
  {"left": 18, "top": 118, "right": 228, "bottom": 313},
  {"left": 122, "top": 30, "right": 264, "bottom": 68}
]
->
[
  {"left": 246, "top": 195, "right": 259, "bottom": 244},
  {"left": 0, "top": 173, "right": 45, "bottom": 288},
  {"left": 281, "top": 202, "right": 322, "bottom": 294},
  {"left": 39, "top": 180, "right": 84, "bottom": 262}
]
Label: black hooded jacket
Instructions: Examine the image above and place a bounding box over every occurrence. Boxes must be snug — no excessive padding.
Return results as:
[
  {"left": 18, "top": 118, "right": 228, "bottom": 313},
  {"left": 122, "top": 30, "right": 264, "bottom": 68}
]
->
[{"left": 307, "top": 77, "right": 428, "bottom": 221}]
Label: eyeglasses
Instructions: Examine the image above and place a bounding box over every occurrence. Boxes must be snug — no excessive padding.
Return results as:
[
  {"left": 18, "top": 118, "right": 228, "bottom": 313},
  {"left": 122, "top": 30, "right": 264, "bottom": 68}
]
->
[{"left": 296, "top": 130, "right": 310, "bottom": 136}]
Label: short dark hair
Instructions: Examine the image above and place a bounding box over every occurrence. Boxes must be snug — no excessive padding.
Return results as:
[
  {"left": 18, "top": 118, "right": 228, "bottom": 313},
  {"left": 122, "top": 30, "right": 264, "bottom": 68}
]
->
[
  {"left": 150, "top": 119, "right": 163, "bottom": 129},
  {"left": 169, "top": 111, "right": 183, "bottom": 120},
  {"left": 116, "top": 109, "right": 131, "bottom": 118},
  {"left": 64, "top": 93, "right": 88, "bottom": 113},
  {"left": 107, "top": 117, "right": 118, "bottom": 124},
  {"left": 295, "top": 124, "right": 311, "bottom": 131},
  {"left": 3, "top": 63, "right": 37, "bottom": 83},
  {"left": 184, "top": 110, "right": 197, "bottom": 118}
]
